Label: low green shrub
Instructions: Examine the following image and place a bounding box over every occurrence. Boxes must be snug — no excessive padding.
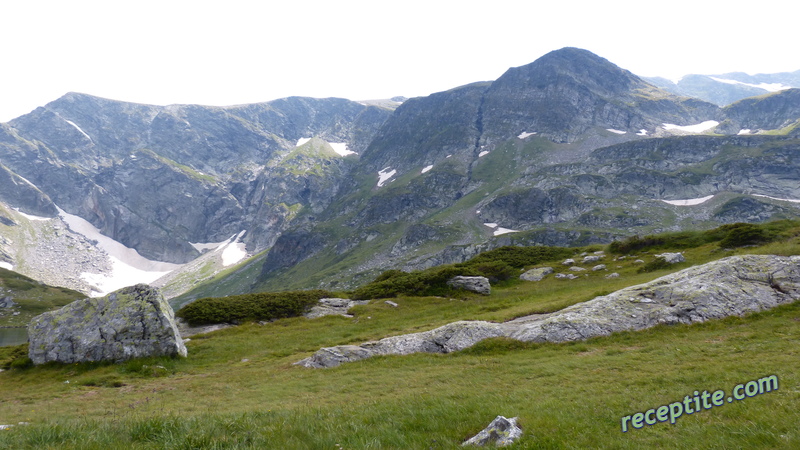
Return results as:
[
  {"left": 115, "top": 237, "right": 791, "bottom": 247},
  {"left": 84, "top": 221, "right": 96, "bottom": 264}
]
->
[
  {"left": 176, "top": 290, "right": 332, "bottom": 326},
  {"left": 637, "top": 257, "right": 673, "bottom": 273}
]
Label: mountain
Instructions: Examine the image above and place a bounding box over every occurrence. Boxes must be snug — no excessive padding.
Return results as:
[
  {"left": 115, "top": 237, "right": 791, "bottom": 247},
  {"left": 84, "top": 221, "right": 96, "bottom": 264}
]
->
[
  {"left": 646, "top": 70, "right": 800, "bottom": 106},
  {"left": 1, "top": 47, "right": 799, "bottom": 300}
]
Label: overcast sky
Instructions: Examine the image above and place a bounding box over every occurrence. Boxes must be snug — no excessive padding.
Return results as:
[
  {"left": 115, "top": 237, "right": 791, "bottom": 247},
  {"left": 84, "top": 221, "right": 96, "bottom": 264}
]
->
[{"left": 1, "top": 0, "right": 797, "bottom": 122}]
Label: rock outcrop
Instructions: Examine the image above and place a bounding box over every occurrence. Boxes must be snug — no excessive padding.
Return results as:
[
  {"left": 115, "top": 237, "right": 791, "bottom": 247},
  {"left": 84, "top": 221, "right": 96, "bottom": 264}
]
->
[
  {"left": 28, "top": 284, "right": 186, "bottom": 364},
  {"left": 463, "top": 416, "right": 523, "bottom": 447},
  {"left": 296, "top": 255, "right": 800, "bottom": 368}
]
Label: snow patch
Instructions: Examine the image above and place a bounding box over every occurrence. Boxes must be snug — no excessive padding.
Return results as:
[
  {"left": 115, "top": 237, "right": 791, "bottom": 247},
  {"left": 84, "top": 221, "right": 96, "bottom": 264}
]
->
[
  {"left": 637, "top": 129, "right": 648, "bottom": 136},
  {"left": 421, "top": 165, "right": 433, "bottom": 174},
  {"left": 484, "top": 222, "right": 519, "bottom": 236},
  {"left": 662, "top": 121, "right": 719, "bottom": 133},
  {"left": 753, "top": 194, "right": 800, "bottom": 203},
  {"left": 221, "top": 241, "right": 247, "bottom": 266},
  {"left": 11, "top": 207, "right": 51, "bottom": 221},
  {"left": 478, "top": 151, "right": 490, "bottom": 158},
  {"left": 660, "top": 195, "right": 715, "bottom": 206},
  {"left": 189, "top": 239, "right": 228, "bottom": 253},
  {"left": 329, "top": 142, "right": 356, "bottom": 157},
  {"left": 377, "top": 167, "right": 396, "bottom": 187},
  {"left": 296, "top": 138, "right": 311, "bottom": 147},
  {"left": 738, "top": 129, "right": 752, "bottom": 135},
  {"left": 65, "top": 120, "right": 93, "bottom": 142},
  {"left": 708, "top": 77, "right": 792, "bottom": 92},
  {"left": 446, "top": 155, "right": 452, "bottom": 158},
  {"left": 517, "top": 131, "right": 537, "bottom": 139},
  {"left": 606, "top": 128, "right": 627, "bottom": 135},
  {"left": 0, "top": 262, "right": 12, "bottom": 271},
  {"left": 58, "top": 207, "right": 182, "bottom": 296},
  {"left": 494, "top": 227, "right": 519, "bottom": 236}
]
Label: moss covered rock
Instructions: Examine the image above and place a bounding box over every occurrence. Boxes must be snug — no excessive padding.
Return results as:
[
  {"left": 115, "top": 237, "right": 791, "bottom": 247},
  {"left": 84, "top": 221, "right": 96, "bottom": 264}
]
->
[{"left": 27, "top": 284, "right": 186, "bottom": 365}]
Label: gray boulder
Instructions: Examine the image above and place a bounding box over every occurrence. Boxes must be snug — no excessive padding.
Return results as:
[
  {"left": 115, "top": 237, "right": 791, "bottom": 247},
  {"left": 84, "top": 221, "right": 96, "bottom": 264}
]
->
[
  {"left": 28, "top": 284, "right": 187, "bottom": 365},
  {"left": 592, "top": 264, "right": 607, "bottom": 271},
  {"left": 656, "top": 252, "right": 686, "bottom": 264},
  {"left": 582, "top": 255, "right": 603, "bottom": 263},
  {"left": 447, "top": 276, "right": 491, "bottom": 295},
  {"left": 463, "top": 416, "right": 523, "bottom": 447},
  {"left": 297, "top": 255, "right": 800, "bottom": 368},
  {"left": 1, "top": 296, "right": 16, "bottom": 308},
  {"left": 520, "top": 267, "right": 553, "bottom": 281}
]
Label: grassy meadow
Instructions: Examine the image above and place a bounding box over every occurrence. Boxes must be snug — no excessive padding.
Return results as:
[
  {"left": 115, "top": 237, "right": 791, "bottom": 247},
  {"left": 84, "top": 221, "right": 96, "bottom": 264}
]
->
[{"left": 1, "top": 222, "right": 799, "bottom": 448}]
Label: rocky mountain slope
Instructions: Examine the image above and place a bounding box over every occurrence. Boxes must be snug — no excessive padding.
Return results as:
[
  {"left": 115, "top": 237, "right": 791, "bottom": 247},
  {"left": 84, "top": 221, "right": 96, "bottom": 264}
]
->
[
  {"left": 646, "top": 70, "right": 800, "bottom": 106},
  {"left": 1, "top": 47, "right": 799, "bottom": 300}
]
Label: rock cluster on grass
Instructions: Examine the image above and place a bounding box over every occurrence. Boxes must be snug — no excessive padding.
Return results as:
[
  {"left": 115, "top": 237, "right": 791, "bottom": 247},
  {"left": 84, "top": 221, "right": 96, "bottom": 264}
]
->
[
  {"left": 463, "top": 416, "right": 523, "bottom": 447},
  {"left": 28, "top": 284, "right": 187, "bottom": 365},
  {"left": 304, "top": 298, "right": 371, "bottom": 319},
  {"left": 447, "top": 276, "right": 491, "bottom": 295},
  {"left": 296, "top": 255, "right": 800, "bottom": 368}
]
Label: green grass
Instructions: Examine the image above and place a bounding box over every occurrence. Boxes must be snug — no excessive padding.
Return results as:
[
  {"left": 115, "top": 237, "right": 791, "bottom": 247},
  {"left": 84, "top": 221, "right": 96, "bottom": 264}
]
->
[
  {"left": 0, "top": 268, "right": 85, "bottom": 327},
  {"left": 2, "top": 224, "right": 800, "bottom": 448}
]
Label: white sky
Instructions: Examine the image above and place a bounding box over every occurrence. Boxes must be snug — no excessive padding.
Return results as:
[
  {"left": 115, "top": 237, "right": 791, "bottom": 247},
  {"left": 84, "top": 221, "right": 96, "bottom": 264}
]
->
[{"left": 1, "top": 0, "right": 797, "bottom": 122}]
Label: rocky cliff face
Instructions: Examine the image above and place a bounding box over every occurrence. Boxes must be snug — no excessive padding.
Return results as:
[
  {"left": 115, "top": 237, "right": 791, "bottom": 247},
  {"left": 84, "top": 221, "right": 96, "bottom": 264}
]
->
[{"left": 0, "top": 94, "right": 392, "bottom": 264}]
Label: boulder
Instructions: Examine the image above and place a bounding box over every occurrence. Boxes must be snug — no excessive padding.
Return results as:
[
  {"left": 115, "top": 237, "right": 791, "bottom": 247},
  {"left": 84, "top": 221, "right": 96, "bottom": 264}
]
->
[
  {"left": 582, "top": 255, "right": 602, "bottom": 263},
  {"left": 463, "top": 416, "right": 523, "bottom": 447},
  {"left": 562, "top": 258, "right": 575, "bottom": 266},
  {"left": 447, "top": 276, "right": 491, "bottom": 295},
  {"left": 656, "top": 252, "right": 686, "bottom": 264},
  {"left": 28, "top": 284, "right": 187, "bottom": 365},
  {"left": 520, "top": 267, "right": 553, "bottom": 281},
  {"left": 569, "top": 266, "right": 587, "bottom": 272},
  {"left": 592, "top": 264, "right": 607, "bottom": 271},
  {"left": 297, "top": 255, "right": 800, "bottom": 368},
  {"left": 605, "top": 272, "right": 620, "bottom": 279},
  {"left": 1, "top": 296, "right": 16, "bottom": 308}
]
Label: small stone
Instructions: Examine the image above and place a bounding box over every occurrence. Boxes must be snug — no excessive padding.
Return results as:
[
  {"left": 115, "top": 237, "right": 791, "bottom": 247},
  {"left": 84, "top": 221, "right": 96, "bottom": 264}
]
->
[
  {"left": 562, "top": 258, "right": 575, "bottom": 266},
  {"left": 656, "top": 252, "right": 686, "bottom": 264},
  {"left": 582, "top": 255, "right": 602, "bottom": 263},
  {"left": 385, "top": 300, "right": 399, "bottom": 307},
  {"left": 605, "top": 273, "right": 620, "bottom": 279},
  {"left": 569, "top": 266, "right": 587, "bottom": 272},
  {"left": 592, "top": 264, "right": 607, "bottom": 271}
]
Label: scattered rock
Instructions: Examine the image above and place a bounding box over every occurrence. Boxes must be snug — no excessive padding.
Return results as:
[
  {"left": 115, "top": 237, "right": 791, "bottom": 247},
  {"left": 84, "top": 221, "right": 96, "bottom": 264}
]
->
[
  {"left": 569, "top": 266, "right": 587, "bottom": 272},
  {"left": 27, "top": 284, "right": 187, "bottom": 365},
  {"left": 520, "top": 267, "right": 554, "bottom": 281},
  {"left": 555, "top": 273, "right": 578, "bottom": 279},
  {"left": 582, "top": 255, "right": 603, "bottom": 263},
  {"left": 385, "top": 300, "right": 399, "bottom": 307},
  {"left": 634, "top": 259, "right": 645, "bottom": 264},
  {"left": 562, "top": 258, "right": 575, "bottom": 266},
  {"left": 462, "top": 416, "right": 523, "bottom": 447},
  {"left": 592, "top": 264, "right": 607, "bottom": 271},
  {"left": 656, "top": 252, "right": 686, "bottom": 264},
  {"left": 297, "top": 255, "right": 800, "bottom": 368},
  {"left": 605, "top": 272, "right": 620, "bottom": 279},
  {"left": 447, "top": 276, "right": 491, "bottom": 295},
  {"left": 304, "top": 298, "right": 370, "bottom": 319},
  {"left": 0, "top": 297, "right": 16, "bottom": 308}
]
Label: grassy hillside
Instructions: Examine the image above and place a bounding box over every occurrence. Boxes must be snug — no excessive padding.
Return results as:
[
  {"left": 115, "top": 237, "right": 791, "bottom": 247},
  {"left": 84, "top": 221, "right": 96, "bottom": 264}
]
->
[
  {"left": 1, "top": 222, "right": 799, "bottom": 448},
  {"left": 0, "top": 268, "right": 85, "bottom": 328}
]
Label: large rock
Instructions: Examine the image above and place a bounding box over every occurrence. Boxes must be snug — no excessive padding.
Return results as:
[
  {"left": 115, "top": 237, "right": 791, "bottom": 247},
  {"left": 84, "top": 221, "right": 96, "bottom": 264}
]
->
[
  {"left": 297, "top": 255, "right": 800, "bottom": 368},
  {"left": 656, "top": 252, "right": 686, "bottom": 264},
  {"left": 28, "top": 284, "right": 187, "bottom": 365},
  {"left": 447, "top": 276, "right": 491, "bottom": 295},
  {"left": 520, "top": 267, "right": 553, "bottom": 281},
  {"left": 304, "top": 298, "right": 371, "bottom": 319}
]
